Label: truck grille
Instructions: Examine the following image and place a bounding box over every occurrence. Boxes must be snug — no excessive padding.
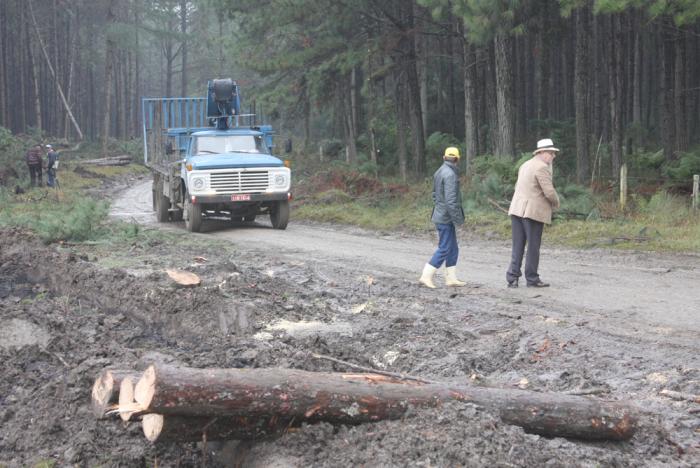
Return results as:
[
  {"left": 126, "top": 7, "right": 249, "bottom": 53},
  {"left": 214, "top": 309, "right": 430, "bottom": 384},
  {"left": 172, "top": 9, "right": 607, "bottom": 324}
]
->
[{"left": 210, "top": 170, "right": 270, "bottom": 194}]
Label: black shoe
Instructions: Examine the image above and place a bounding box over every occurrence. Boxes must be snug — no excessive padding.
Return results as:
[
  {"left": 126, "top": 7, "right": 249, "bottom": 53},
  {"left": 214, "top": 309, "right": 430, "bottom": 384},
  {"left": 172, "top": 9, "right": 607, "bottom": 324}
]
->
[
  {"left": 507, "top": 279, "right": 518, "bottom": 288},
  {"left": 527, "top": 280, "right": 550, "bottom": 288}
]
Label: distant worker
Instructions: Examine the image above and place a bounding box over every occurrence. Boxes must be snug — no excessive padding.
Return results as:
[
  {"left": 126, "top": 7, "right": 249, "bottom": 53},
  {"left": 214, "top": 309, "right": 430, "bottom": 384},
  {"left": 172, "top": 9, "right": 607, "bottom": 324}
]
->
[
  {"left": 46, "top": 144, "right": 59, "bottom": 188},
  {"left": 419, "top": 146, "right": 467, "bottom": 289},
  {"left": 25, "top": 144, "right": 44, "bottom": 187},
  {"left": 506, "top": 138, "right": 561, "bottom": 288}
]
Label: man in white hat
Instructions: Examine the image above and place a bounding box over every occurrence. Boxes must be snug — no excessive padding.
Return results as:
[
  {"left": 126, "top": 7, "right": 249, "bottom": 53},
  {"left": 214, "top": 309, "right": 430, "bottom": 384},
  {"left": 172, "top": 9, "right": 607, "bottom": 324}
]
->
[
  {"left": 505, "top": 138, "right": 560, "bottom": 288},
  {"left": 419, "top": 146, "right": 467, "bottom": 289}
]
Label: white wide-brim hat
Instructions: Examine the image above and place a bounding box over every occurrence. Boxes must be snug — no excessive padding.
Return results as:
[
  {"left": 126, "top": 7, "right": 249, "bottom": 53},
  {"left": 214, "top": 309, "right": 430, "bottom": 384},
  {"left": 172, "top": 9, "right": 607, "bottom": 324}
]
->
[{"left": 533, "top": 138, "right": 559, "bottom": 155}]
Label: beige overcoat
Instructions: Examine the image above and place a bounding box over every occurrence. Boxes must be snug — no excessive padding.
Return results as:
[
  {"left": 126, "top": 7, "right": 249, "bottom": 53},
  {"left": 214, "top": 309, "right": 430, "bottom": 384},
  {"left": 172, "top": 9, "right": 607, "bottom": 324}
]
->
[{"left": 508, "top": 157, "right": 560, "bottom": 224}]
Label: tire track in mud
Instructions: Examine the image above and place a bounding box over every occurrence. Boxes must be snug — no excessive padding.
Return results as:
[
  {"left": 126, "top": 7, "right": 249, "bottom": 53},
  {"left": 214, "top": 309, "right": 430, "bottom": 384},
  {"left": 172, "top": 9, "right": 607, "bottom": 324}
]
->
[
  {"left": 103, "top": 178, "right": 700, "bottom": 465},
  {"left": 111, "top": 179, "right": 700, "bottom": 343}
]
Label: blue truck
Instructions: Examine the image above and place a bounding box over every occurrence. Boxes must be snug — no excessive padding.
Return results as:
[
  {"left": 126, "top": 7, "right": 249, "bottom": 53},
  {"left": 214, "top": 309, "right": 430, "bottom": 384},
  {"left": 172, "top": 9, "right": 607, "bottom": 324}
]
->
[{"left": 142, "top": 78, "right": 291, "bottom": 232}]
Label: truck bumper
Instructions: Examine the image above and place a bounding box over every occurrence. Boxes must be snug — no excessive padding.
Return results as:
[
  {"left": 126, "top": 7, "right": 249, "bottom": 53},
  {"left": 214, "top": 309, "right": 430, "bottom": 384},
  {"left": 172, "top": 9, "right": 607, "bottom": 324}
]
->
[{"left": 189, "top": 192, "right": 290, "bottom": 205}]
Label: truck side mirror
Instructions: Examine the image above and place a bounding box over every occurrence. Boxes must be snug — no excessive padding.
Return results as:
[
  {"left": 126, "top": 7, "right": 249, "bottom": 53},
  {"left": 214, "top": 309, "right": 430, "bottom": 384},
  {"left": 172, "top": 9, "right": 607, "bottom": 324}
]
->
[{"left": 284, "top": 138, "right": 292, "bottom": 154}]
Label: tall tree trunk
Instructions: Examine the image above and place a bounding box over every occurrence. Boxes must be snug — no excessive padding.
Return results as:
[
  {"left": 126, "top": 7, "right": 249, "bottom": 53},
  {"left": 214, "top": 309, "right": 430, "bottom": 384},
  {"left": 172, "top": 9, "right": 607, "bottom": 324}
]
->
[
  {"left": 632, "top": 10, "right": 642, "bottom": 149},
  {"left": 659, "top": 20, "right": 675, "bottom": 162},
  {"left": 608, "top": 15, "right": 623, "bottom": 178},
  {"left": 63, "top": 42, "right": 75, "bottom": 139},
  {"left": 133, "top": 0, "right": 141, "bottom": 136},
  {"left": 396, "top": 77, "right": 408, "bottom": 183},
  {"left": 180, "top": 0, "right": 188, "bottom": 96},
  {"left": 18, "top": 1, "right": 27, "bottom": 132},
  {"left": 673, "top": 34, "right": 687, "bottom": 153},
  {"left": 27, "top": 8, "right": 43, "bottom": 132},
  {"left": 102, "top": 1, "right": 118, "bottom": 156},
  {"left": 165, "top": 39, "right": 173, "bottom": 98},
  {"left": 0, "top": 0, "right": 7, "bottom": 128},
  {"left": 494, "top": 31, "right": 515, "bottom": 158},
  {"left": 535, "top": 2, "right": 548, "bottom": 119},
  {"left": 461, "top": 31, "right": 478, "bottom": 172},
  {"left": 484, "top": 45, "right": 498, "bottom": 154},
  {"left": 418, "top": 31, "right": 428, "bottom": 141},
  {"left": 350, "top": 66, "right": 359, "bottom": 145},
  {"left": 342, "top": 75, "right": 357, "bottom": 164},
  {"left": 574, "top": 6, "right": 590, "bottom": 184}
]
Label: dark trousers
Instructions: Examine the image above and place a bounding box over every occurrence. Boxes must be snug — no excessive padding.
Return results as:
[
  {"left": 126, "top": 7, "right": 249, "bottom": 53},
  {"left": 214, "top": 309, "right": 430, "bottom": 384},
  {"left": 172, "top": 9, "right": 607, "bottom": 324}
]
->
[
  {"left": 506, "top": 215, "right": 544, "bottom": 285},
  {"left": 28, "top": 164, "right": 42, "bottom": 187},
  {"left": 429, "top": 223, "right": 459, "bottom": 268},
  {"left": 47, "top": 168, "right": 56, "bottom": 187}
]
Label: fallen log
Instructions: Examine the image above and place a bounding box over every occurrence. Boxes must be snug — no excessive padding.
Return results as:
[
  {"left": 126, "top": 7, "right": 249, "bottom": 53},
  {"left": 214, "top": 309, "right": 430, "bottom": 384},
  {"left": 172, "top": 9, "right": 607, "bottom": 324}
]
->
[
  {"left": 91, "top": 369, "right": 140, "bottom": 419},
  {"left": 129, "top": 365, "right": 638, "bottom": 441},
  {"left": 81, "top": 155, "right": 132, "bottom": 166},
  {"left": 142, "top": 414, "right": 292, "bottom": 443}
]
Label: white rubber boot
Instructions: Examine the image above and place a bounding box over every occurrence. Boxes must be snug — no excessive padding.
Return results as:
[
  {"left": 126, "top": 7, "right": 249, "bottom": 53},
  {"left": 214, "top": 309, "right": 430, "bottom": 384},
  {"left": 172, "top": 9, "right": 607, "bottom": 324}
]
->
[
  {"left": 445, "top": 266, "right": 467, "bottom": 287},
  {"left": 419, "top": 263, "right": 437, "bottom": 289}
]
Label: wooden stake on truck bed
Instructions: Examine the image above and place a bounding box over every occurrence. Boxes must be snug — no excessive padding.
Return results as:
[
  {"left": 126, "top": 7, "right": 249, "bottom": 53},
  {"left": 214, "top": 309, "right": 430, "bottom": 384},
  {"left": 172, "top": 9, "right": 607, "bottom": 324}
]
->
[{"left": 128, "top": 365, "right": 638, "bottom": 441}]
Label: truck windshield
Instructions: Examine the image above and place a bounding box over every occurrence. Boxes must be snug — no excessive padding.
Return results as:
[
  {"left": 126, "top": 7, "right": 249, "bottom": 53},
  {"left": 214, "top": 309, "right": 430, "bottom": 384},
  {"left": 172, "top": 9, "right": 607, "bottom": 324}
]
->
[{"left": 194, "top": 135, "right": 268, "bottom": 155}]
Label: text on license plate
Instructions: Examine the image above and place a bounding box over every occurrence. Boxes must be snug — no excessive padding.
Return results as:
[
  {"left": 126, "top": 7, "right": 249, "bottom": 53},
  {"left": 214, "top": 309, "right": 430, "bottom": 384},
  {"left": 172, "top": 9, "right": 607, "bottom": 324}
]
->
[{"left": 231, "top": 194, "right": 251, "bottom": 201}]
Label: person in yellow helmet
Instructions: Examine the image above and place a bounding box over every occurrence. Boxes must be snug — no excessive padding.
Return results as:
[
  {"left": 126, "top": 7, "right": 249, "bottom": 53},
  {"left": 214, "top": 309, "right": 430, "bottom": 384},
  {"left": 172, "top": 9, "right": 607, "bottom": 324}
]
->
[{"left": 419, "top": 146, "right": 467, "bottom": 288}]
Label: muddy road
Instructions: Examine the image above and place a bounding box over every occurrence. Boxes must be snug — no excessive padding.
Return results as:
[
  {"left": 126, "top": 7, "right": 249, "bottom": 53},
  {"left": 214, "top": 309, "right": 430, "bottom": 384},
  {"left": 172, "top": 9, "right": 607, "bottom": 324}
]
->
[
  {"left": 114, "top": 179, "right": 700, "bottom": 343},
  {"left": 0, "top": 177, "right": 698, "bottom": 467}
]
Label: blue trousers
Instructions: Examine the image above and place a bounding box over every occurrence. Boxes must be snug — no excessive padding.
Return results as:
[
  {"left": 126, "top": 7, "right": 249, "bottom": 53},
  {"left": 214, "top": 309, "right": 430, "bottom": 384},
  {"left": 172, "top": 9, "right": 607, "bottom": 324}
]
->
[
  {"left": 429, "top": 223, "right": 459, "bottom": 268},
  {"left": 47, "top": 168, "right": 56, "bottom": 187}
]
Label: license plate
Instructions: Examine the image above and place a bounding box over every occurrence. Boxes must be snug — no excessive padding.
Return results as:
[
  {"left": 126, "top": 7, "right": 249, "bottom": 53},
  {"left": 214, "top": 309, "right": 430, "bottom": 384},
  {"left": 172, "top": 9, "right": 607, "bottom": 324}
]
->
[{"left": 231, "top": 194, "right": 251, "bottom": 201}]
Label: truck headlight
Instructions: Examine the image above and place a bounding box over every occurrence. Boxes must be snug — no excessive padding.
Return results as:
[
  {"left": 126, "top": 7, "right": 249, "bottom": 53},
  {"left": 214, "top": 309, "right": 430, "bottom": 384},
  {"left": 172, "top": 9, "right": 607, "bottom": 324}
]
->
[
  {"left": 274, "top": 174, "right": 286, "bottom": 186},
  {"left": 192, "top": 176, "right": 206, "bottom": 190}
]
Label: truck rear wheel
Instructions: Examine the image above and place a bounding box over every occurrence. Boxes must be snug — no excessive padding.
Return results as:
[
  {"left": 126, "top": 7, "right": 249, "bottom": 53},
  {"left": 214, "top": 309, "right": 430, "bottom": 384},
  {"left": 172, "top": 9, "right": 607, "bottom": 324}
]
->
[
  {"left": 155, "top": 180, "right": 170, "bottom": 223},
  {"left": 270, "top": 200, "right": 289, "bottom": 230},
  {"left": 184, "top": 195, "right": 202, "bottom": 232}
]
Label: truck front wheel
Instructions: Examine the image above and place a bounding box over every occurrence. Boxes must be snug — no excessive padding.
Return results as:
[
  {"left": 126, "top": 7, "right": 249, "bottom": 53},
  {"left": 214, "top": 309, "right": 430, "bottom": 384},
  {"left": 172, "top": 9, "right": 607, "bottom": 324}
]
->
[
  {"left": 184, "top": 195, "right": 202, "bottom": 232},
  {"left": 270, "top": 200, "right": 289, "bottom": 230}
]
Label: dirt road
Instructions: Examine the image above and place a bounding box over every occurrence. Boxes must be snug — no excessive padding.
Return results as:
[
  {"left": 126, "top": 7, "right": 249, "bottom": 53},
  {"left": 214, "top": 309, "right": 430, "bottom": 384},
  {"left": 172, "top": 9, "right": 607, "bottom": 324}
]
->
[
  {"left": 2, "top": 177, "right": 698, "bottom": 466},
  {"left": 112, "top": 179, "right": 700, "bottom": 344}
]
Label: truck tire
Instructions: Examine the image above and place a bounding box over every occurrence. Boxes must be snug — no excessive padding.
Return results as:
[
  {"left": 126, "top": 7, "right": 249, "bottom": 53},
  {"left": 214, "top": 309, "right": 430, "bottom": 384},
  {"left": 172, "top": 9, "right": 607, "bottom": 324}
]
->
[
  {"left": 155, "top": 180, "right": 170, "bottom": 223},
  {"left": 244, "top": 214, "right": 256, "bottom": 223},
  {"left": 184, "top": 195, "right": 202, "bottom": 232},
  {"left": 270, "top": 200, "right": 289, "bottom": 230}
]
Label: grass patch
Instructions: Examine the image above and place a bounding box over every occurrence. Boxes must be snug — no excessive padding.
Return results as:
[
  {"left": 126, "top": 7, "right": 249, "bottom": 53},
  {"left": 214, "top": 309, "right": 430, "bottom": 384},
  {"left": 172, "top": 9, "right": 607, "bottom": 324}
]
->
[{"left": 293, "top": 168, "right": 700, "bottom": 252}]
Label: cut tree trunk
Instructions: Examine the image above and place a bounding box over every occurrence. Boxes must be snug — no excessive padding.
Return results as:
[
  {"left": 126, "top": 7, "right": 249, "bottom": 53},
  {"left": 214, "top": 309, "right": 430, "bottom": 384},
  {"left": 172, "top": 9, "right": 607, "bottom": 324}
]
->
[
  {"left": 142, "top": 414, "right": 291, "bottom": 443},
  {"left": 119, "top": 375, "right": 138, "bottom": 422},
  {"left": 130, "top": 365, "right": 638, "bottom": 441},
  {"left": 91, "top": 369, "right": 140, "bottom": 418}
]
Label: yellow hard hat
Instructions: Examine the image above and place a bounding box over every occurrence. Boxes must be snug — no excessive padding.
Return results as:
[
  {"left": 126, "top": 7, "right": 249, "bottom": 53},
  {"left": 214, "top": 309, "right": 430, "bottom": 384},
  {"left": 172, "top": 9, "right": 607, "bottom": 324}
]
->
[{"left": 444, "top": 147, "right": 460, "bottom": 159}]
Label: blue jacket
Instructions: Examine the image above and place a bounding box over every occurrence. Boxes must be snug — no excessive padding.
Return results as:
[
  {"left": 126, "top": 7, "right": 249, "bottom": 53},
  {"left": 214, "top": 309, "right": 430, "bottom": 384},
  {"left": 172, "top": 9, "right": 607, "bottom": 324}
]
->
[
  {"left": 47, "top": 150, "right": 58, "bottom": 169},
  {"left": 431, "top": 161, "right": 464, "bottom": 225}
]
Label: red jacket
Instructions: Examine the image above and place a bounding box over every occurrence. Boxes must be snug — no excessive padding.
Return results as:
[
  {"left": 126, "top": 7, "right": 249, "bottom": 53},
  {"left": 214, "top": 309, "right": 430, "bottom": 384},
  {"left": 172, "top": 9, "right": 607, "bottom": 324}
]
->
[{"left": 25, "top": 147, "right": 43, "bottom": 165}]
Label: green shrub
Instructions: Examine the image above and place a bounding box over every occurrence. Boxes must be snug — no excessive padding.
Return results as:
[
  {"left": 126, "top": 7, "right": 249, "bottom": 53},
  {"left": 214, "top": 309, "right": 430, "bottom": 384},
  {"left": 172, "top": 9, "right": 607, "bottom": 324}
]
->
[
  {"left": 639, "top": 191, "right": 689, "bottom": 224},
  {"left": 557, "top": 183, "right": 596, "bottom": 216},
  {"left": 664, "top": 148, "right": 700, "bottom": 186},
  {"left": 0, "top": 195, "right": 109, "bottom": 243}
]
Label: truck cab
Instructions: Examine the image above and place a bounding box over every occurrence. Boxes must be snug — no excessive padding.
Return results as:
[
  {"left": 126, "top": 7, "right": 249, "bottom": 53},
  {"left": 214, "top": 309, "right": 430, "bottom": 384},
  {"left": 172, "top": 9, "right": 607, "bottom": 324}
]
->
[
  {"left": 145, "top": 78, "right": 291, "bottom": 232},
  {"left": 180, "top": 128, "right": 291, "bottom": 231}
]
